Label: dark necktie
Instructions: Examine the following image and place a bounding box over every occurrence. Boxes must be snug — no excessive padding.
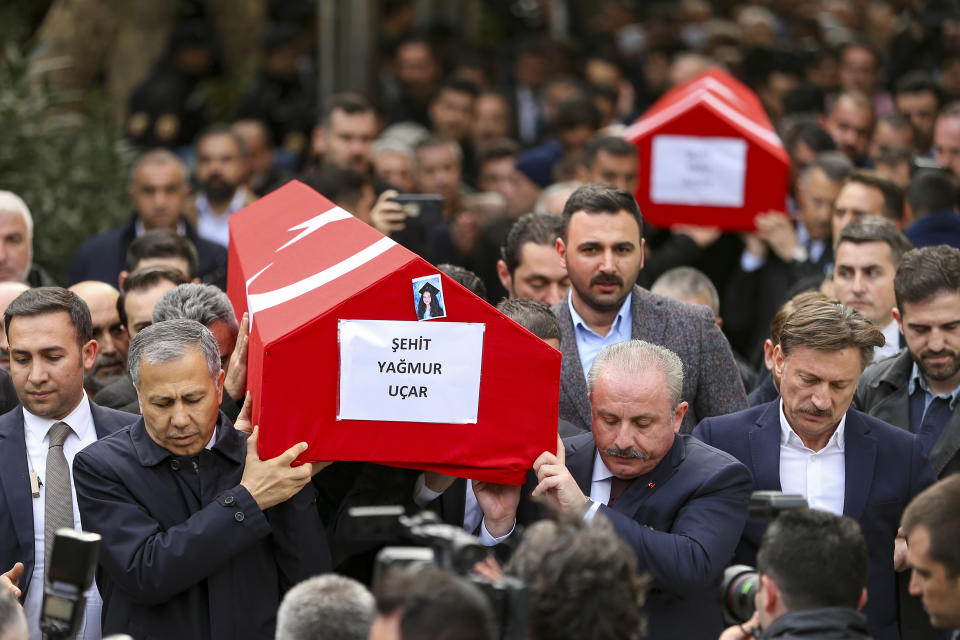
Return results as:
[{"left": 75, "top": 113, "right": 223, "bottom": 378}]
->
[
  {"left": 608, "top": 476, "right": 632, "bottom": 507},
  {"left": 45, "top": 422, "right": 74, "bottom": 582}
]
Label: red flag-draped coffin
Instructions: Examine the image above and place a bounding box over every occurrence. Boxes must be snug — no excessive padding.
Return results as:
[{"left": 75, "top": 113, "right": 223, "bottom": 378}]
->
[
  {"left": 625, "top": 68, "right": 791, "bottom": 231},
  {"left": 226, "top": 181, "right": 560, "bottom": 484}
]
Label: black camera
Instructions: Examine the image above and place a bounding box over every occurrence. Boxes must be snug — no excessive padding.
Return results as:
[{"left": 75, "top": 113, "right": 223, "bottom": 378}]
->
[
  {"left": 40, "top": 528, "right": 100, "bottom": 640},
  {"left": 348, "top": 506, "right": 528, "bottom": 640},
  {"left": 719, "top": 492, "right": 808, "bottom": 624}
]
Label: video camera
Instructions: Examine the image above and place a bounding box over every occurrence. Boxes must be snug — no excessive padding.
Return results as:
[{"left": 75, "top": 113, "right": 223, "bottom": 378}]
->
[
  {"left": 719, "top": 492, "right": 808, "bottom": 624},
  {"left": 40, "top": 528, "right": 100, "bottom": 640},
  {"left": 347, "top": 506, "right": 528, "bottom": 640}
]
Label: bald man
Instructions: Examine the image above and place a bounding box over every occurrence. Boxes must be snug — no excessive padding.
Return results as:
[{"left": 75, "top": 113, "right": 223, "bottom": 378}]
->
[
  {"left": 0, "top": 282, "right": 29, "bottom": 370},
  {"left": 68, "top": 281, "right": 128, "bottom": 394}
]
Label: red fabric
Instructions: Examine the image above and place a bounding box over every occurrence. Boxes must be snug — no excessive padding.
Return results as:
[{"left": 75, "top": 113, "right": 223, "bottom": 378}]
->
[
  {"left": 625, "top": 67, "right": 790, "bottom": 232},
  {"left": 227, "top": 181, "right": 561, "bottom": 485}
]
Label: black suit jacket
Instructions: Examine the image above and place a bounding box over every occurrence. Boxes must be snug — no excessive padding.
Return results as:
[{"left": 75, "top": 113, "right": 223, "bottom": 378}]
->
[
  {"left": 67, "top": 215, "right": 229, "bottom": 289},
  {"left": 559, "top": 432, "right": 752, "bottom": 640},
  {"left": 694, "top": 402, "right": 937, "bottom": 640},
  {"left": 73, "top": 414, "right": 330, "bottom": 639},
  {"left": 0, "top": 400, "right": 135, "bottom": 602}
]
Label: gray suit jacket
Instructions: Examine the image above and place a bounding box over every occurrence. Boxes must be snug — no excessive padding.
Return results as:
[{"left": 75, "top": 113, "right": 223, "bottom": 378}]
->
[
  {"left": 856, "top": 349, "right": 960, "bottom": 477},
  {"left": 554, "top": 286, "right": 748, "bottom": 433}
]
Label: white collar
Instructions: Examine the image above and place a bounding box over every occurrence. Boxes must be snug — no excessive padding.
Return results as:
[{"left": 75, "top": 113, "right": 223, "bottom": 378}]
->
[
  {"left": 592, "top": 448, "right": 615, "bottom": 482},
  {"left": 778, "top": 397, "right": 846, "bottom": 451},
  {"left": 22, "top": 391, "right": 93, "bottom": 443}
]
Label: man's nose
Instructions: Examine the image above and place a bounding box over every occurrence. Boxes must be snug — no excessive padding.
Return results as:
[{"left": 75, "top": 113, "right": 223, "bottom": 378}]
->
[
  {"left": 811, "top": 386, "right": 831, "bottom": 410},
  {"left": 543, "top": 284, "right": 563, "bottom": 307},
  {"left": 928, "top": 329, "right": 945, "bottom": 352}
]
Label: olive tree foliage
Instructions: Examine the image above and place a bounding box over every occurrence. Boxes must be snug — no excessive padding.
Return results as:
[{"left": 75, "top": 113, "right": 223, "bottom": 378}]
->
[{"left": 0, "top": 41, "right": 135, "bottom": 282}]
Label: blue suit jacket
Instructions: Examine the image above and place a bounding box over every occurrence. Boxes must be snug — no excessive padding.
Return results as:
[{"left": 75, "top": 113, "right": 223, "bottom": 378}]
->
[
  {"left": 0, "top": 401, "right": 135, "bottom": 602},
  {"left": 562, "top": 432, "right": 752, "bottom": 640},
  {"left": 73, "top": 414, "right": 331, "bottom": 640},
  {"left": 693, "top": 401, "right": 936, "bottom": 640}
]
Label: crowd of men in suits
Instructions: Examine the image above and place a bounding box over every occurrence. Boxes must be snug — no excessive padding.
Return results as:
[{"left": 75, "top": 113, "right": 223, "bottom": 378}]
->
[{"left": 5, "top": 2, "right": 960, "bottom": 638}]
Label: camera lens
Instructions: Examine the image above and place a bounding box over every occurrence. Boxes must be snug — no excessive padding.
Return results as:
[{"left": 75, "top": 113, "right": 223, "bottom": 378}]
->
[{"left": 720, "top": 565, "right": 759, "bottom": 624}]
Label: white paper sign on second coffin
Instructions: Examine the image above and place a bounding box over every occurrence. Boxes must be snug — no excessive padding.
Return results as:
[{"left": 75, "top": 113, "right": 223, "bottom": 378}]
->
[
  {"left": 337, "top": 319, "right": 485, "bottom": 423},
  {"left": 650, "top": 134, "right": 748, "bottom": 207}
]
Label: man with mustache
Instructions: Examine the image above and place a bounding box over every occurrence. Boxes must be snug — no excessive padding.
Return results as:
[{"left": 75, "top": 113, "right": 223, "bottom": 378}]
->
[
  {"left": 694, "top": 300, "right": 937, "bottom": 640},
  {"left": 192, "top": 125, "right": 256, "bottom": 248},
  {"left": 68, "top": 281, "right": 129, "bottom": 395},
  {"left": 552, "top": 183, "right": 747, "bottom": 433},
  {"left": 857, "top": 245, "right": 960, "bottom": 479},
  {"left": 528, "top": 339, "right": 752, "bottom": 638}
]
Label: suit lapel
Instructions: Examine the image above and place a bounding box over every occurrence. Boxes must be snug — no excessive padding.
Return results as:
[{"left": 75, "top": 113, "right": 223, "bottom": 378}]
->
[
  {"left": 630, "top": 287, "right": 668, "bottom": 345},
  {"left": 0, "top": 411, "right": 35, "bottom": 585},
  {"left": 749, "top": 402, "right": 783, "bottom": 490},
  {"left": 613, "top": 436, "right": 684, "bottom": 517},
  {"left": 929, "top": 406, "right": 960, "bottom": 476},
  {"left": 556, "top": 300, "right": 592, "bottom": 428},
  {"left": 442, "top": 477, "right": 467, "bottom": 525},
  {"left": 565, "top": 435, "right": 596, "bottom": 494},
  {"left": 843, "top": 411, "right": 877, "bottom": 521}
]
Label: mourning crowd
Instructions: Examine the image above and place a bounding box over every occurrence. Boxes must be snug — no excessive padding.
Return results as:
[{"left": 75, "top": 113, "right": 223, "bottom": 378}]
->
[{"left": 3, "top": 1, "right": 960, "bottom": 639}]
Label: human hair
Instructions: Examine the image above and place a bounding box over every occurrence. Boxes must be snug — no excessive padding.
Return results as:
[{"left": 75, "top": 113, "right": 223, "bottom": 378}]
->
[
  {"left": 507, "top": 515, "right": 647, "bottom": 640},
  {"left": 894, "top": 71, "right": 942, "bottom": 106},
  {"left": 906, "top": 170, "right": 957, "bottom": 219},
  {"left": 533, "top": 181, "right": 582, "bottom": 215},
  {"left": 371, "top": 137, "right": 414, "bottom": 161},
  {"left": 894, "top": 245, "right": 960, "bottom": 310},
  {"left": 651, "top": 266, "right": 719, "bottom": 316},
  {"left": 500, "top": 213, "right": 563, "bottom": 275},
  {"left": 323, "top": 92, "right": 375, "bottom": 126},
  {"left": 416, "top": 288, "right": 444, "bottom": 320},
  {"left": 769, "top": 291, "right": 834, "bottom": 346},
  {"left": 778, "top": 300, "right": 885, "bottom": 370},
  {"left": 476, "top": 137, "right": 521, "bottom": 169},
  {"left": 801, "top": 151, "right": 854, "bottom": 186},
  {"left": 435, "top": 76, "right": 479, "bottom": 100},
  {"left": 784, "top": 121, "right": 836, "bottom": 156},
  {"left": 414, "top": 135, "right": 463, "bottom": 166},
  {"left": 583, "top": 136, "right": 636, "bottom": 169},
  {"left": 128, "top": 318, "right": 220, "bottom": 387},
  {"left": 128, "top": 148, "right": 187, "bottom": 186},
  {"left": 276, "top": 574, "right": 376, "bottom": 640},
  {"left": 437, "top": 264, "right": 486, "bottom": 298},
  {"left": 587, "top": 340, "right": 683, "bottom": 408},
  {"left": 124, "top": 229, "right": 199, "bottom": 278},
  {"left": 836, "top": 216, "right": 914, "bottom": 266},
  {"left": 560, "top": 183, "right": 642, "bottom": 241},
  {"left": 118, "top": 266, "right": 189, "bottom": 331},
  {"left": 0, "top": 190, "right": 34, "bottom": 236},
  {"left": 374, "top": 567, "right": 495, "bottom": 640},
  {"left": 4, "top": 287, "right": 92, "bottom": 347},
  {"left": 303, "top": 166, "right": 372, "bottom": 214},
  {"left": 497, "top": 298, "right": 560, "bottom": 342},
  {"left": 902, "top": 475, "right": 960, "bottom": 578},
  {"left": 194, "top": 123, "right": 247, "bottom": 159},
  {"left": 152, "top": 283, "right": 239, "bottom": 336},
  {"left": 757, "top": 508, "right": 868, "bottom": 611},
  {"left": 0, "top": 586, "right": 26, "bottom": 640},
  {"left": 830, "top": 90, "right": 875, "bottom": 119},
  {"left": 842, "top": 170, "right": 905, "bottom": 222},
  {"left": 552, "top": 97, "right": 601, "bottom": 132},
  {"left": 939, "top": 101, "right": 960, "bottom": 122}
]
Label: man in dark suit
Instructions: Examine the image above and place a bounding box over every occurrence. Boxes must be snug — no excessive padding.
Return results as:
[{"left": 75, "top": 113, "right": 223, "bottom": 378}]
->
[
  {"left": 528, "top": 339, "right": 752, "bottom": 640},
  {"left": 857, "top": 245, "right": 960, "bottom": 478},
  {"left": 694, "top": 300, "right": 937, "bottom": 640},
  {"left": 0, "top": 287, "right": 135, "bottom": 640},
  {"left": 552, "top": 183, "right": 747, "bottom": 433},
  {"left": 73, "top": 319, "right": 330, "bottom": 639},
  {"left": 67, "top": 149, "right": 228, "bottom": 289}
]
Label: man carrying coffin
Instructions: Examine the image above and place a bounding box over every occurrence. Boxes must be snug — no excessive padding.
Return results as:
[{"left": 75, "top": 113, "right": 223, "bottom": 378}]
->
[{"left": 73, "top": 319, "right": 330, "bottom": 639}]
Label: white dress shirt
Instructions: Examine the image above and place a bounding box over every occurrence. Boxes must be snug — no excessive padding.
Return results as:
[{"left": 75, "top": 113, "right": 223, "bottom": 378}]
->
[
  {"left": 23, "top": 393, "right": 102, "bottom": 640},
  {"left": 778, "top": 398, "right": 846, "bottom": 515},
  {"left": 413, "top": 475, "right": 508, "bottom": 546},
  {"left": 583, "top": 450, "right": 615, "bottom": 520},
  {"left": 195, "top": 187, "right": 249, "bottom": 248},
  {"left": 873, "top": 318, "right": 901, "bottom": 362}
]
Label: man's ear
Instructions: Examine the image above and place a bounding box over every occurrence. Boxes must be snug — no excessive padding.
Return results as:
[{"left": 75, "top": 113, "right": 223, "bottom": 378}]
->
[
  {"left": 856, "top": 587, "right": 868, "bottom": 611},
  {"left": 496, "top": 259, "right": 512, "bottom": 293},
  {"left": 763, "top": 339, "right": 775, "bottom": 372},
  {"left": 759, "top": 574, "right": 779, "bottom": 613},
  {"left": 117, "top": 271, "right": 128, "bottom": 290},
  {"left": 892, "top": 307, "right": 903, "bottom": 332},
  {"left": 556, "top": 237, "right": 567, "bottom": 270},
  {"left": 673, "top": 401, "right": 688, "bottom": 433},
  {"left": 773, "top": 344, "right": 786, "bottom": 380},
  {"left": 81, "top": 340, "right": 98, "bottom": 371}
]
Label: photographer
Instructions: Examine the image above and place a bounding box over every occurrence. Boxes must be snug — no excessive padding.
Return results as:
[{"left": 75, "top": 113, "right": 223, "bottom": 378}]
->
[{"left": 719, "top": 508, "right": 870, "bottom": 640}]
